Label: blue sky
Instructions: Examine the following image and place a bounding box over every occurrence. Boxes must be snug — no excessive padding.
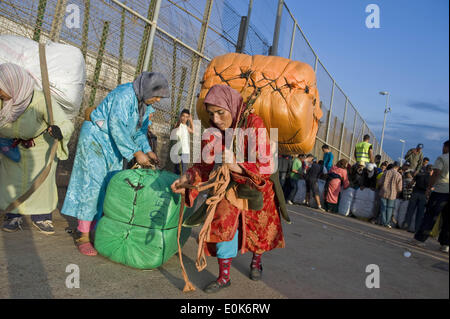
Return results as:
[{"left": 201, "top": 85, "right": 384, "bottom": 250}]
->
[
  {"left": 281, "top": 0, "right": 449, "bottom": 162},
  {"left": 238, "top": 0, "right": 449, "bottom": 162}
]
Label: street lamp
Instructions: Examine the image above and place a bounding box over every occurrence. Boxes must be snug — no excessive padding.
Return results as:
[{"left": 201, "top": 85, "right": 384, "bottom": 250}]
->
[
  {"left": 379, "top": 91, "right": 391, "bottom": 155},
  {"left": 399, "top": 139, "right": 406, "bottom": 166}
]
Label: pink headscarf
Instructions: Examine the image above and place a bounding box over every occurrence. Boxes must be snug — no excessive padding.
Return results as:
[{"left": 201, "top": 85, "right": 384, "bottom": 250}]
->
[
  {"left": 0, "top": 63, "right": 35, "bottom": 128},
  {"left": 204, "top": 84, "right": 244, "bottom": 129}
]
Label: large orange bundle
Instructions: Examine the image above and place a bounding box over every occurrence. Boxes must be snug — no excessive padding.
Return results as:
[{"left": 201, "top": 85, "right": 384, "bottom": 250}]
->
[{"left": 196, "top": 53, "right": 322, "bottom": 155}]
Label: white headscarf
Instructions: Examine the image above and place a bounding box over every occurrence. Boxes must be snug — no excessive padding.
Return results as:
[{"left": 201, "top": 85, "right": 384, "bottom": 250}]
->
[{"left": 0, "top": 63, "right": 35, "bottom": 128}]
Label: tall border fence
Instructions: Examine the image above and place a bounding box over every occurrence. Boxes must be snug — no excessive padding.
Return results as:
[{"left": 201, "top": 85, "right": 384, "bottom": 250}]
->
[{"left": 0, "top": 0, "right": 392, "bottom": 170}]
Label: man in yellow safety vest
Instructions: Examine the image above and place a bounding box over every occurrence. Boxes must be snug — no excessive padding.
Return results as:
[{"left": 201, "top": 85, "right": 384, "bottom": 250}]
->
[{"left": 354, "top": 134, "right": 374, "bottom": 166}]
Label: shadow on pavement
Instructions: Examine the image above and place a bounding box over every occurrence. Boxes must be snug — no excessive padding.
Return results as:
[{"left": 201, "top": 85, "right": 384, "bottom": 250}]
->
[
  {"left": 0, "top": 217, "right": 53, "bottom": 298},
  {"left": 158, "top": 253, "right": 217, "bottom": 292}
]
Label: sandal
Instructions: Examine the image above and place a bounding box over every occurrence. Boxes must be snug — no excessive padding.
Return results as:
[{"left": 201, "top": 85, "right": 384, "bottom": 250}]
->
[
  {"left": 74, "top": 231, "right": 98, "bottom": 256},
  {"left": 77, "top": 242, "right": 98, "bottom": 256}
]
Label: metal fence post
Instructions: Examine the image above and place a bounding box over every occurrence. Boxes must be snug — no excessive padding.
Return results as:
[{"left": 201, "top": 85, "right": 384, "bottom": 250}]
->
[
  {"left": 361, "top": 123, "right": 366, "bottom": 140},
  {"left": 81, "top": 0, "right": 90, "bottom": 59},
  {"left": 338, "top": 97, "right": 348, "bottom": 160},
  {"left": 88, "top": 21, "right": 109, "bottom": 108},
  {"left": 349, "top": 111, "right": 357, "bottom": 163},
  {"left": 236, "top": 0, "right": 253, "bottom": 53},
  {"left": 314, "top": 56, "right": 318, "bottom": 72},
  {"left": 117, "top": 3, "right": 126, "bottom": 85},
  {"left": 270, "top": 0, "right": 284, "bottom": 56},
  {"left": 187, "top": 0, "right": 214, "bottom": 114},
  {"left": 288, "top": 21, "right": 296, "bottom": 59},
  {"left": 135, "top": 0, "right": 156, "bottom": 76},
  {"left": 33, "top": 0, "right": 47, "bottom": 41},
  {"left": 325, "top": 79, "right": 335, "bottom": 144},
  {"left": 143, "top": 0, "right": 162, "bottom": 71},
  {"left": 49, "top": 0, "right": 67, "bottom": 42}
]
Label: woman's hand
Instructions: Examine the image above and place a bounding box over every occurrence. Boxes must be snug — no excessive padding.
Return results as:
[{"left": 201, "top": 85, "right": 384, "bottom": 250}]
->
[
  {"left": 171, "top": 173, "right": 189, "bottom": 194},
  {"left": 47, "top": 125, "right": 63, "bottom": 141},
  {"left": 222, "top": 148, "right": 243, "bottom": 174},
  {"left": 134, "top": 151, "right": 151, "bottom": 167},
  {"left": 147, "top": 151, "right": 160, "bottom": 166}
]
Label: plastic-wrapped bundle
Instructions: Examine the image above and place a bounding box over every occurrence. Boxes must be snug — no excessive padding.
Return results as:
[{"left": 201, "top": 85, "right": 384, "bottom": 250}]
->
[
  {"left": 317, "top": 179, "right": 326, "bottom": 207},
  {"left": 351, "top": 188, "right": 376, "bottom": 219},
  {"left": 196, "top": 53, "right": 322, "bottom": 154},
  {"left": 393, "top": 199, "right": 410, "bottom": 227},
  {"left": 306, "top": 179, "right": 326, "bottom": 208},
  {"left": 293, "top": 179, "right": 307, "bottom": 204},
  {"left": 94, "top": 169, "right": 194, "bottom": 269},
  {"left": 0, "top": 35, "right": 86, "bottom": 120},
  {"left": 338, "top": 188, "right": 355, "bottom": 216}
]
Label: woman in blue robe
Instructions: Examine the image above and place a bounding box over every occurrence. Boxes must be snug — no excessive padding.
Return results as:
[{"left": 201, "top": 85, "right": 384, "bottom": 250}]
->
[{"left": 61, "top": 72, "right": 169, "bottom": 256}]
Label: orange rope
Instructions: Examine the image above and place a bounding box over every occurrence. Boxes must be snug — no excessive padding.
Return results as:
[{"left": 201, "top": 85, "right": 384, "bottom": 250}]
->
[
  {"left": 177, "top": 195, "right": 196, "bottom": 292},
  {"left": 176, "top": 164, "right": 231, "bottom": 292}
]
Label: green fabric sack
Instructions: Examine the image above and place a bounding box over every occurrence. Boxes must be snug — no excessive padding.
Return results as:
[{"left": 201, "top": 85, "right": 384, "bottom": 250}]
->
[{"left": 94, "top": 169, "right": 194, "bottom": 269}]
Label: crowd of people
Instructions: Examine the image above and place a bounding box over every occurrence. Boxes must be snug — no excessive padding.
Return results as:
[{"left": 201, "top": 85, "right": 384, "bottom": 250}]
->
[{"left": 278, "top": 136, "right": 449, "bottom": 254}]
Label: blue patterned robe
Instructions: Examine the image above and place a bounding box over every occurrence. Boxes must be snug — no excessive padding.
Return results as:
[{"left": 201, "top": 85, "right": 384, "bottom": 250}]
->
[{"left": 61, "top": 83, "right": 154, "bottom": 221}]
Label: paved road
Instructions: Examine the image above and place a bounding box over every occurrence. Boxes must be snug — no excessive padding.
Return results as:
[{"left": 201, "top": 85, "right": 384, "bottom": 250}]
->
[{"left": 0, "top": 184, "right": 448, "bottom": 299}]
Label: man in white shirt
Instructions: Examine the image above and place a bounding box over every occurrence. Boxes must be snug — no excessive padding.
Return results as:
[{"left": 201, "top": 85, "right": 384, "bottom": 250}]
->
[
  {"left": 412, "top": 140, "right": 449, "bottom": 253},
  {"left": 174, "top": 109, "right": 193, "bottom": 175}
]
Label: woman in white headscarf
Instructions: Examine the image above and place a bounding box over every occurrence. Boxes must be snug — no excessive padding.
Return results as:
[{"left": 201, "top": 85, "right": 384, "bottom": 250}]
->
[
  {"left": 0, "top": 63, "right": 74, "bottom": 234},
  {"left": 61, "top": 72, "right": 169, "bottom": 256}
]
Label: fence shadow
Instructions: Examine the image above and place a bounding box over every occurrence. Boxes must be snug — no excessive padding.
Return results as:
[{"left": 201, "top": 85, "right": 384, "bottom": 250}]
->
[{"left": 0, "top": 217, "right": 54, "bottom": 298}]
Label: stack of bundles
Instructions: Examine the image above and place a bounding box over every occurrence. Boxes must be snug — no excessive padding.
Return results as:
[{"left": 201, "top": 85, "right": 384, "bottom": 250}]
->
[
  {"left": 293, "top": 180, "right": 307, "bottom": 204},
  {"left": 196, "top": 53, "right": 322, "bottom": 154},
  {"left": 317, "top": 180, "right": 326, "bottom": 207},
  {"left": 393, "top": 199, "right": 410, "bottom": 228},
  {"left": 351, "top": 188, "right": 376, "bottom": 219},
  {"left": 0, "top": 35, "right": 86, "bottom": 120},
  {"left": 338, "top": 188, "right": 355, "bottom": 216},
  {"left": 291, "top": 179, "right": 325, "bottom": 207},
  {"left": 94, "top": 169, "right": 194, "bottom": 269}
]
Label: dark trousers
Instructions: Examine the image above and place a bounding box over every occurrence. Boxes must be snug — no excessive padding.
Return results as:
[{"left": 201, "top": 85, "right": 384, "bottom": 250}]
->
[
  {"left": 6, "top": 213, "right": 52, "bottom": 222},
  {"left": 414, "top": 192, "right": 449, "bottom": 245},
  {"left": 324, "top": 201, "right": 338, "bottom": 213},
  {"left": 174, "top": 154, "right": 189, "bottom": 175},
  {"left": 283, "top": 176, "right": 292, "bottom": 199},
  {"left": 279, "top": 172, "right": 287, "bottom": 190},
  {"left": 288, "top": 178, "right": 298, "bottom": 202},
  {"left": 403, "top": 192, "right": 427, "bottom": 232}
]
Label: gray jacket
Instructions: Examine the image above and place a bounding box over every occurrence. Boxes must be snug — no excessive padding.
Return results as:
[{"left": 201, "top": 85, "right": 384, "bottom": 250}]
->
[{"left": 405, "top": 149, "right": 424, "bottom": 174}]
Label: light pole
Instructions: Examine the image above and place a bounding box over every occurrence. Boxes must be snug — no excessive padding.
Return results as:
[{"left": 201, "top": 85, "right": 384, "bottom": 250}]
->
[
  {"left": 399, "top": 139, "right": 406, "bottom": 166},
  {"left": 379, "top": 91, "right": 391, "bottom": 155}
]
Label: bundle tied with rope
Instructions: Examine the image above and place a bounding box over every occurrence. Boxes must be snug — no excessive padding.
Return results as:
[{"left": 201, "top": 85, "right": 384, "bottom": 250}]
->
[{"left": 196, "top": 52, "right": 322, "bottom": 155}]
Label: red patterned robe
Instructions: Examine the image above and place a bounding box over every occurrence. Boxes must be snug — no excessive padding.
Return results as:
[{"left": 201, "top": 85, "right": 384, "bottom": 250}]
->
[{"left": 185, "top": 113, "right": 285, "bottom": 256}]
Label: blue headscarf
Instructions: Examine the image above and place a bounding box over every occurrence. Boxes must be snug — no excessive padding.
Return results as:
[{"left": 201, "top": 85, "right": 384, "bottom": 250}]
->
[{"left": 133, "top": 72, "right": 169, "bottom": 127}]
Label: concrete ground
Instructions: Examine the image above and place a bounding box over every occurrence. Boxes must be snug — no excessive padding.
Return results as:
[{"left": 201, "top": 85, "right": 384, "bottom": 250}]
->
[{"left": 0, "top": 176, "right": 448, "bottom": 299}]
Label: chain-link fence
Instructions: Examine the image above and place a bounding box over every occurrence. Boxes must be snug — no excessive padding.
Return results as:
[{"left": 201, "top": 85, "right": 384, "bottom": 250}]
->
[
  {"left": 0, "top": 0, "right": 391, "bottom": 171},
  {"left": 278, "top": 3, "right": 391, "bottom": 164}
]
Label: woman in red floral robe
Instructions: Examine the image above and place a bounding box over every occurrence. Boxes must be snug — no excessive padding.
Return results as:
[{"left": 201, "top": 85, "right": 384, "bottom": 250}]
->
[{"left": 171, "top": 85, "right": 285, "bottom": 293}]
